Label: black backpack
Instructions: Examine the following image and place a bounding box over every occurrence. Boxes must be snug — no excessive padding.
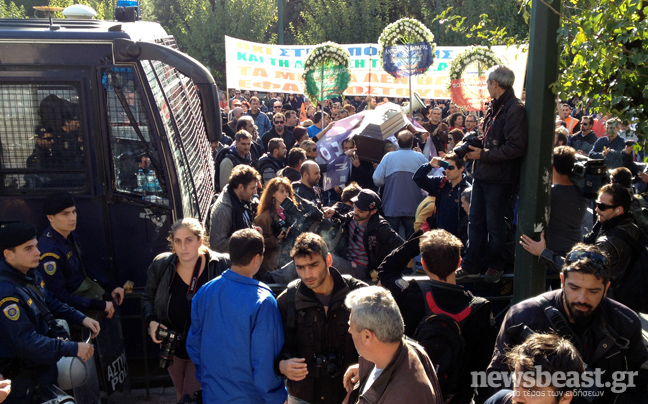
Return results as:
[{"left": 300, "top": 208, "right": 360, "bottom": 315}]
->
[
  {"left": 413, "top": 282, "right": 487, "bottom": 399},
  {"left": 213, "top": 147, "right": 233, "bottom": 193}
]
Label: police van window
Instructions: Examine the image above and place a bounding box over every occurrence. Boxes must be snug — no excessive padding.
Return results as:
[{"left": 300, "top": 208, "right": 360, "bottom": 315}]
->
[
  {"left": 142, "top": 58, "right": 214, "bottom": 220},
  {"left": 102, "top": 67, "right": 168, "bottom": 205},
  {"left": 0, "top": 84, "right": 86, "bottom": 191}
]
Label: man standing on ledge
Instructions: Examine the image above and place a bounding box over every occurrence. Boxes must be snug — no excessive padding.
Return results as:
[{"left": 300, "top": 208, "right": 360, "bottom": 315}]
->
[{"left": 457, "top": 65, "right": 528, "bottom": 283}]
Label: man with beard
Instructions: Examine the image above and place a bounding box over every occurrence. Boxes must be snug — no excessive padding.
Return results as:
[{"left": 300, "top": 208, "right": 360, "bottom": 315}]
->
[
  {"left": 488, "top": 243, "right": 648, "bottom": 404},
  {"left": 276, "top": 233, "right": 367, "bottom": 404}
]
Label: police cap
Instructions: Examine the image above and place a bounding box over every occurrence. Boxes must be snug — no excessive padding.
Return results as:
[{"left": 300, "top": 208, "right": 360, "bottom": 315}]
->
[
  {"left": 0, "top": 223, "right": 37, "bottom": 252},
  {"left": 43, "top": 191, "right": 75, "bottom": 216}
]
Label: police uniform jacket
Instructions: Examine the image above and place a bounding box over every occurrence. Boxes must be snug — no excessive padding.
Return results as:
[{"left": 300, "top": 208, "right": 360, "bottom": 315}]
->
[
  {"left": 0, "top": 260, "right": 84, "bottom": 371},
  {"left": 276, "top": 268, "right": 367, "bottom": 404},
  {"left": 37, "top": 226, "right": 116, "bottom": 312},
  {"left": 488, "top": 289, "right": 648, "bottom": 404}
]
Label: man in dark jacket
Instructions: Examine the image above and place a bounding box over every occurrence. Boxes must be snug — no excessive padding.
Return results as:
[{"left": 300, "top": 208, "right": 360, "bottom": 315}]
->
[
  {"left": 276, "top": 233, "right": 367, "bottom": 404},
  {"left": 209, "top": 165, "right": 261, "bottom": 253},
  {"left": 0, "top": 223, "right": 99, "bottom": 404},
  {"left": 488, "top": 243, "right": 648, "bottom": 404},
  {"left": 521, "top": 183, "right": 642, "bottom": 311},
  {"left": 332, "top": 189, "right": 403, "bottom": 281},
  {"left": 262, "top": 112, "right": 296, "bottom": 151},
  {"left": 413, "top": 153, "right": 471, "bottom": 238},
  {"left": 568, "top": 115, "right": 598, "bottom": 156},
  {"left": 459, "top": 65, "right": 528, "bottom": 283},
  {"left": 379, "top": 229, "right": 496, "bottom": 404},
  {"left": 279, "top": 147, "right": 306, "bottom": 183},
  {"left": 258, "top": 138, "right": 287, "bottom": 185}
]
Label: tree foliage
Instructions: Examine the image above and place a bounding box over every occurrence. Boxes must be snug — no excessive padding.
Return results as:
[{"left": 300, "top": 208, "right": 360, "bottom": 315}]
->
[
  {"left": 549, "top": 0, "right": 648, "bottom": 138},
  {"left": 1, "top": 0, "right": 26, "bottom": 18},
  {"left": 145, "top": 0, "right": 277, "bottom": 85}
]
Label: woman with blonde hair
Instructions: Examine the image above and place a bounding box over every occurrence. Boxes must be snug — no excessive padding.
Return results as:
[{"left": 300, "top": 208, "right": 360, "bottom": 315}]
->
[
  {"left": 141, "top": 218, "right": 230, "bottom": 402},
  {"left": 254, "top": 177, "right": 296, "bottom": 271}
]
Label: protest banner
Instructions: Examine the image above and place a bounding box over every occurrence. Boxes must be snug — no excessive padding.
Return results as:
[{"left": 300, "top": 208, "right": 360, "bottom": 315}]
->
[{"left": 225, "top": 36, "right": 527, "bottom": 100}]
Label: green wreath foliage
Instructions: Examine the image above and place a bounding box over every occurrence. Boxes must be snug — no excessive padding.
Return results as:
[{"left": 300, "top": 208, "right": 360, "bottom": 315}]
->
[{"left": 302, "top": 42, "right": 352, "bottom": 102}]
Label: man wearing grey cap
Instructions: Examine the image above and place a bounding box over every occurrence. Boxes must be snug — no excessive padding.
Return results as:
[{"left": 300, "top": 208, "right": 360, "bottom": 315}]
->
[
  {"left": 0, "top": 223, "right": 99, "bottom": 404},
  {"left": 331, "top": 189, "right": 403, "bottom": 280},
  {"left": 37, "top": 192, "right": 124, "bottom": 319}
]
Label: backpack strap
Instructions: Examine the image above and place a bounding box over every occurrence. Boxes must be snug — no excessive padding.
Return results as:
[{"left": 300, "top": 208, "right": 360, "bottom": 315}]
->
[
  {"left": 284, "top": 281, "right": 299, "bottom": 329},
  {"left": 418, "top": 281, "right": 487, "bottom": 326}
]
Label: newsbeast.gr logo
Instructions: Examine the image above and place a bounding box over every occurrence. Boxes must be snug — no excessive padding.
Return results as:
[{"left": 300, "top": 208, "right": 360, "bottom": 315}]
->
[{"left": 471, "top": 368, "right": 639, "bottom": 395}]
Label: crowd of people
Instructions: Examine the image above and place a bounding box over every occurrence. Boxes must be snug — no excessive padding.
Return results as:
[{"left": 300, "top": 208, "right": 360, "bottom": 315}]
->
[{"left": 2, "top": 64, "right": 648, "bottom": 404}]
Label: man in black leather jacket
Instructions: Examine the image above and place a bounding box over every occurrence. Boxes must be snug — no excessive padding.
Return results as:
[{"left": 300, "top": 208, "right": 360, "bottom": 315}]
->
[
  {"left": 332, "top": 189, "right": 403, "bottom": 281},
  {"left": 459, "top": 65, "right": 528, "bottom": 283},
  {"left": 276, "top": 233, "right": 367, "bottom": 404},
  {"left": 521, "top": 183, "right": 642, "bottom": 312},
  {"left": 488, "top": 243, "right": 648, "bottom": 404}
]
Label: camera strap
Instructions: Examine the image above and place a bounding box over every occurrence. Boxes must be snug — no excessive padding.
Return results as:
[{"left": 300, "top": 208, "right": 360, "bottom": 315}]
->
[
  {"left": 185, "top": 254, "right": 204, "bottom": 301},
  {"left": 0, "top": 276, "right": 60, "bottom": 336}
]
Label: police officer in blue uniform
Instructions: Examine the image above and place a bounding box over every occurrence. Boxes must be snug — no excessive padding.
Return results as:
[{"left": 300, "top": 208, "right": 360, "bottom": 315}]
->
[
  {"left": 37, "top": 192, "right": 124, "bottom": 319},
  {"left": 0, "top": 223, "right": 100, "bottom": 404}
]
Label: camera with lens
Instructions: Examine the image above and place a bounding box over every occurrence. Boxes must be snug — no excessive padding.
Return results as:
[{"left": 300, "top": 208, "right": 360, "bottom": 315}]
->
[
  {"left": 271, "top": 218, "right": 290, "bottom": 237},
  {"left": 569, "top": 157, "right": 608, "bottom": 198},
  {"left": 156, "top": 326, "right": 182, "bottom": 369},
  {"left": 315, "top": 350, "right": 342, "bottom": 378},
  {"left": 453, "top": 131, "right": 483, "bottom": 159}
]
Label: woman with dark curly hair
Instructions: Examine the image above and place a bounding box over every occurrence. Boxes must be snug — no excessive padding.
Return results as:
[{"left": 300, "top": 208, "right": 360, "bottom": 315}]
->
[{"left": 448, "top": 112, "right": 465, "bottom": 132}]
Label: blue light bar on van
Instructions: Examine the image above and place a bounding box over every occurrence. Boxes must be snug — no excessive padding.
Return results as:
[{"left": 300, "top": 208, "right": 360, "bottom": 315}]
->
[{"left": 114, "top": 0, "right": 139, "bottom": 22}]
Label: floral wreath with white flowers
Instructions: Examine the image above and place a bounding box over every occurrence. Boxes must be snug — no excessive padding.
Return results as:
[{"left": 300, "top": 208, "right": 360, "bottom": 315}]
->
[
  {"left": 378, "top": 18, "right": 435, "bottom": 61},
  {"left": 302, "top": 41, "right": 351, "bottom": 102},
  {"left": 447, "top": 47, "right": 502, "bottom": 87},
  {"left": 302, "top": 42, "right": 350, "bottom": 76}
]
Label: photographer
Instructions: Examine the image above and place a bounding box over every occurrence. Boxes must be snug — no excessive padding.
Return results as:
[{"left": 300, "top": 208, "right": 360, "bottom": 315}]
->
[
  {"left": 457, "top": 65, "right": 528, "bottom": 283},
  {"left": 141, "top": 218, "right": 230, "bottom": 402}
]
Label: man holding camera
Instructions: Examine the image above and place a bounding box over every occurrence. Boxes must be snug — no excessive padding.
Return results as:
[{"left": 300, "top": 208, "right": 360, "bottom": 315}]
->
[
  {"left": 0, "top": 223, "right": 99, "bottom": 404},
  {"left": 413, "top": 153, "right": 471, "bottom": 238},
  {"left": 276, "top": 233, "right": 367, "bottom": 404},
  {"left": 488, "top": 243, "right": 648, "bottom": 403},
  {"left": 457, "top": 65, "right": 528, "bottom": 283}
]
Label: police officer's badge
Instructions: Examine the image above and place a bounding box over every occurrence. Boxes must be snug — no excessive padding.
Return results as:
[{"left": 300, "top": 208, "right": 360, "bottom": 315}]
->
[
  {"left": 43, "top": 261, "right": 57, "bottom": 275},
  {"left": 3, "top": 303, "right": 20, "bottom": 321}
]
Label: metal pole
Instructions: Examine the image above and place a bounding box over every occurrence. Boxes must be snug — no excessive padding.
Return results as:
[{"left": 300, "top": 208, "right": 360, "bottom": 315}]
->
[
  {"left": 513, "top": 0, "right": 561, "bottom": 303},
  {"left": 277, "top": 0, "right": 284, "bottom": 45}
]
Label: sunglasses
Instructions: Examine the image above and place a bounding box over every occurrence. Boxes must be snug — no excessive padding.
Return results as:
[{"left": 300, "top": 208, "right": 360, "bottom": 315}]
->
[
  {"left": 235, "top": 92, "right": 241, "bottom": 94},
  {"left": 274, "top": 121, "right": 284, "bottom": 124},
  {"left": 310, "top": 148, "right": 317, "bottom": 152},
  {"left": 595, "top": 202, "right": 616, "bottom": 211},
  {"left": 42, "top": 137, "right": 54, "bottom": 141},
  {"left": 274, "top": 106, "right": 282, "bottom": 109},
  {"left": 446, "top": 165, "right": 456, "bottom": 170},
  {"left": 565, "top": 250, "right": 609, "bottom": 268}
]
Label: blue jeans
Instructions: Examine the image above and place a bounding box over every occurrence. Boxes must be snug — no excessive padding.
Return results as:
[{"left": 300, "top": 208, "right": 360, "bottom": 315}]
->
[
  {"left": 463, "top": 181, "right": 516, "bottom": 273},
  {"left": 386, "top": 216, "right": 415, "bottom": 240}
]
